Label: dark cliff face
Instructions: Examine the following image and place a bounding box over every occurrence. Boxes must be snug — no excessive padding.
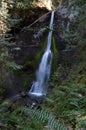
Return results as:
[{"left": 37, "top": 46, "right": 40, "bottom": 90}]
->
[
  {"left": 9, "top": 7, "right": 50, "bottom": 65},
  {"left": 11, "top": 29, "right": 46, "bottom": 64},
  {"left": 54, "top": 34, "right": 67, "bottom": 50},
  {"left": 10, "top": 10, "right": 68, "bottom": 65}
]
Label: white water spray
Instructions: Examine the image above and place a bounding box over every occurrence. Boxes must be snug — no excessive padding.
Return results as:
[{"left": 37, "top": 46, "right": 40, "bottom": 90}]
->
[{"left": 28, "top": 11, "right": 55, "bottom": 100}]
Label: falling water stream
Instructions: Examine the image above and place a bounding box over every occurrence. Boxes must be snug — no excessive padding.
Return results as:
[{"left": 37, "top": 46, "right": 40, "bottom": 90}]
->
[{"left": 28, "top": 11, "right": 55, "bottom": 100}]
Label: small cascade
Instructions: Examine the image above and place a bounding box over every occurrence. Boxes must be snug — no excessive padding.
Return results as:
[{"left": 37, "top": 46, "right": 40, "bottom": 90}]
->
[{"left": 28, "top": 11, "right": 55, "bottom": 100}]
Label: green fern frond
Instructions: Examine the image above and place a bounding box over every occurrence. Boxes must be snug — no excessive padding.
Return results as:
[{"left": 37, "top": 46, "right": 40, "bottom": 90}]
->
[{"left": 24, "top": 107, "right": 68, "bottom": 130}]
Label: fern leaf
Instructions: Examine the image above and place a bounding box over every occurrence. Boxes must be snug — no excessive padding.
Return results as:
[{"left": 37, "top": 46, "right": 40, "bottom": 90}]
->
[{"left": 24, "top": 107, "right": 68, "bottom": 130}]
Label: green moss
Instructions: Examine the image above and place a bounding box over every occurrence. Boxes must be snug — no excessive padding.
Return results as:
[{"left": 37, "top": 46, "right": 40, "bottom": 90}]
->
[
  {"left": 51, "top": 36, "right": 58, "bottom": 72},
  {"left": 52, "top": 36, "right": 58, "bottom": 55}
]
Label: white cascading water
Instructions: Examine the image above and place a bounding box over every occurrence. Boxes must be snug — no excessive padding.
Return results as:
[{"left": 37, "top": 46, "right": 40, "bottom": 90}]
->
[{"left": 28, "top": 11, "right": 55, "bottom": 99}]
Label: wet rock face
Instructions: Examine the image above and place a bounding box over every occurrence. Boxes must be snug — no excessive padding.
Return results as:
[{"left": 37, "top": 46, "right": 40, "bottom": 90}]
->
[
  {"left": 54, "top": 48, "right": 76, "bottom": 85},
  {"left": 56, "top": 5, "right": 80, "bottom": 34},
  {"left": 11, "top": 12, "right": 67, "bottom": 65},
  {"left": 60, "top": 48, "right": 76, "bottom": 65},
  {"left": 54, "top": 34, "right": 67, "bottom": 50},
  {"left": 10, "top": 7, "right": 50, "bottom": 65},
  {"left": 12, "top": 32, "right": 67, "bottom": 65},
  {"left": 12, "top": 32, "right": 41, "bottom": 65},
  {"left": 10, "top": 7, "right": 49, "bottom": 34},
  {"left": 11, "top": 29, "right": 47, "bottom": 64}
]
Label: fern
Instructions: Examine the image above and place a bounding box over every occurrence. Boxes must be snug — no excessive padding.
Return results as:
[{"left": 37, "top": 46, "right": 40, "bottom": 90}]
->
[
  {"left": 24, "top": 107, "right": 68, "bottom": 130},
  {"left": 0, "top": 0, "right": 22, "bottom": 85},
  {"left": 76, "top": 118, "right": 86, "bottom": 130},
  {"left": 0, "top": 102, "right": 68, "bottom": 130}
]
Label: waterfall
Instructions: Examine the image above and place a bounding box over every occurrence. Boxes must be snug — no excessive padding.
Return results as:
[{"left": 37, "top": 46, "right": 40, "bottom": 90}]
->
[{"left": 28, "top": 11, "right": 55, "bottom": 100}]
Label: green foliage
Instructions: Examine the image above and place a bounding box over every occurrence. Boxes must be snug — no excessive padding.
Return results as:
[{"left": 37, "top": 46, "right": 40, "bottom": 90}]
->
[
  {"left": 1, "top": 98, "right": 85, "bottom": 130},
  {"left": 0, "top": 1, "right": 22, "bottom": 96},
  {"left": 0, "top": 101, "right": 68, "bottom": 130},
  {"left": 47, "top": 11, "right": 86, "bottom": 125},
  {"left": 47, "top": 8, "right": 86, "bottom": 124},
  {"left": 0, "top": 34, "right": 22, "bottom": 100},
  {"left": 25, "top": 107, "right": 68, "bottom": 130},
  {"left": 0, "top": 101, "right": 25, "bottom": 130},
  {"left": 75, "top": 116, "right": 86, "bottom": 130},
  {"left": 46, "top": 79, "right": 86, "bottom": 129},
  {"left": 8, "top": 0, "right": 39, "bottom": 10},
  {"left": 16, "top": 0, "right": 33, "bottom": 9}
]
